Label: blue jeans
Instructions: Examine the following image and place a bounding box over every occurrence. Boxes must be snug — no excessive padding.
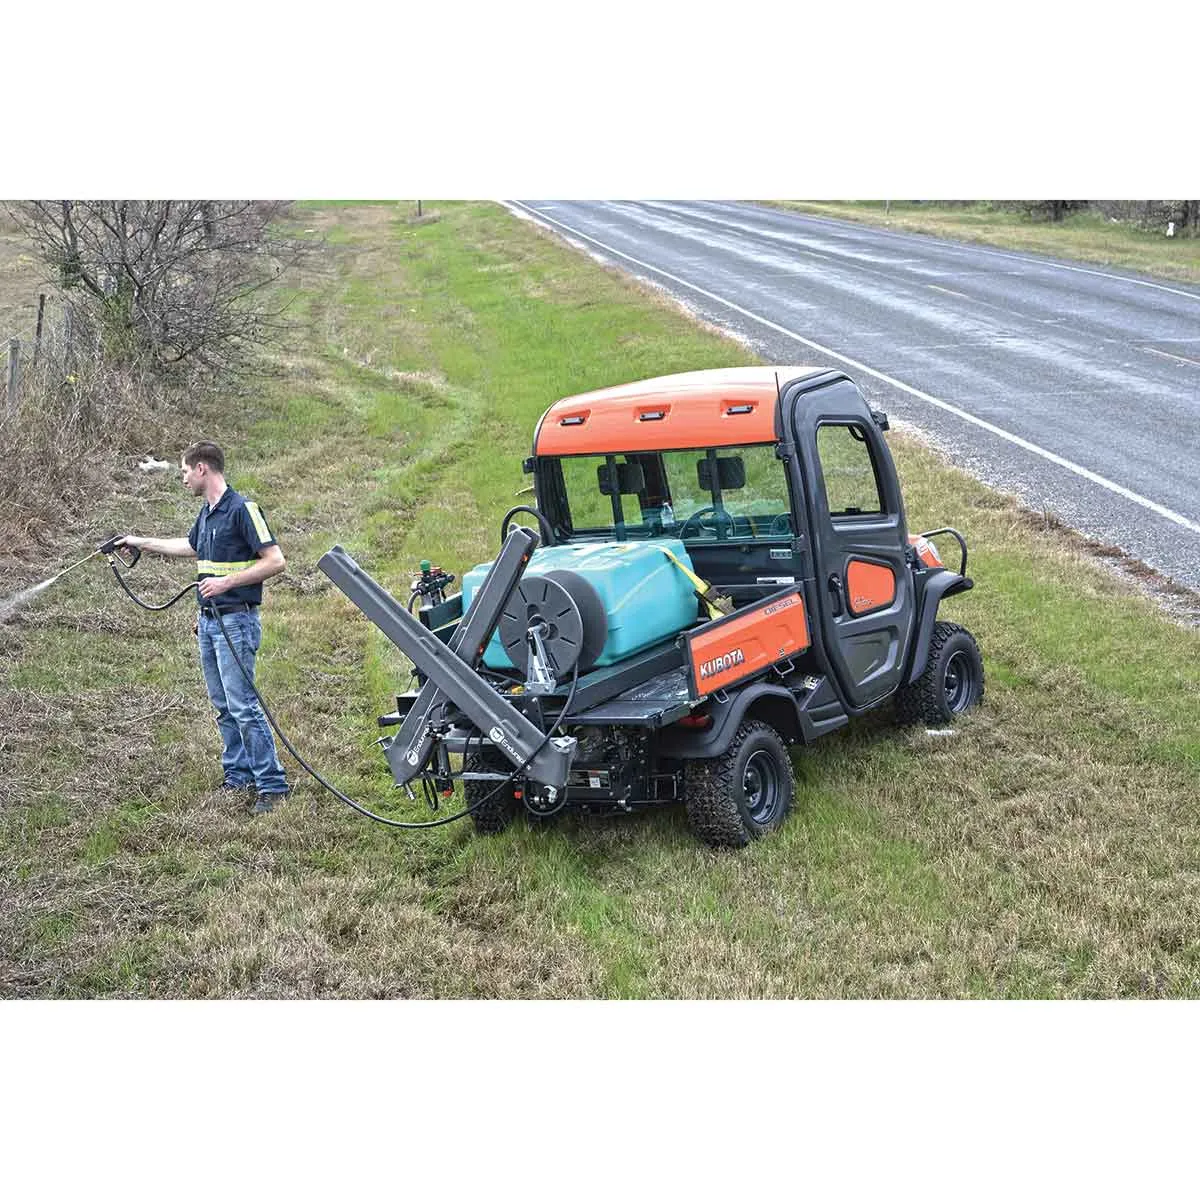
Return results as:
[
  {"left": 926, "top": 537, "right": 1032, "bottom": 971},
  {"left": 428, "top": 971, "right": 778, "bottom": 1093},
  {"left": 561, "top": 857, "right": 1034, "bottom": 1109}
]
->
[{"left": 198, "top": 608, "right": 288, "bottom": 794}]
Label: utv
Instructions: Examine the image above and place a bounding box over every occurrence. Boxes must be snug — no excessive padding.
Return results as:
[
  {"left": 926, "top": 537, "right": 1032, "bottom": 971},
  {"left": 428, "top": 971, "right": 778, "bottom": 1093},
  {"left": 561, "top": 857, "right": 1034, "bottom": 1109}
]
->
[{"left": 319, "top": 366, "right": 983, "bottom": 848}]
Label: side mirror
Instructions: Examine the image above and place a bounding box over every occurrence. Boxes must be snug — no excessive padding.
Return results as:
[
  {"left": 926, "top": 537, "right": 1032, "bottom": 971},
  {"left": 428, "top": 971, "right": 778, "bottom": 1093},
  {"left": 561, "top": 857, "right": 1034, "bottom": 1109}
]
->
[{"left": 697, "top": 455, "right": 745, "bottom": 491}]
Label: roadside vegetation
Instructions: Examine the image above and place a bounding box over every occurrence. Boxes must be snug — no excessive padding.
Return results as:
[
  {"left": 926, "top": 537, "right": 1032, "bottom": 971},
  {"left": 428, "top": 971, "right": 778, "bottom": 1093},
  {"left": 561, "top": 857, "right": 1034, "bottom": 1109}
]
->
[
  {"left": 2, "top": 202, "right": 1198, "bottom": 998},
  {"left": 765, "top": 202, "right": 1200, "bottom": 285},
  {"left": 0, "top": 202, "right": 301, "bottom": 557}
]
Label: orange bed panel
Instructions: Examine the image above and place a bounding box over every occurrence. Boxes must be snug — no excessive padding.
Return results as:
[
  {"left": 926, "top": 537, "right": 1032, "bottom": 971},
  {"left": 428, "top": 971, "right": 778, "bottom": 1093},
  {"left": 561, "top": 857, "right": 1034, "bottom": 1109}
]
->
[{"left": 683, "top": 589, "right": 811, "bottom": 699}]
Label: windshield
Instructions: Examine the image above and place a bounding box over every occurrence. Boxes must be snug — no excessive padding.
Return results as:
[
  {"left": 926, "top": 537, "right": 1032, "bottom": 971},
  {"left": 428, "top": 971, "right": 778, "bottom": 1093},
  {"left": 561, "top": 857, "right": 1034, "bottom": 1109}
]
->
[{"left": 543, "top": 445, "right": 794, "bottom": 542}]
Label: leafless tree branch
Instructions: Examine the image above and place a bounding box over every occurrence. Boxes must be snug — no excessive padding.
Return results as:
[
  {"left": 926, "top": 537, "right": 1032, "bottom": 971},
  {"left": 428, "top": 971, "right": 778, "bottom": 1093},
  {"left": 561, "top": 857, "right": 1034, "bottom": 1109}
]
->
[{"left": 4, "top": 200, "right": 310, "bottom": 377}]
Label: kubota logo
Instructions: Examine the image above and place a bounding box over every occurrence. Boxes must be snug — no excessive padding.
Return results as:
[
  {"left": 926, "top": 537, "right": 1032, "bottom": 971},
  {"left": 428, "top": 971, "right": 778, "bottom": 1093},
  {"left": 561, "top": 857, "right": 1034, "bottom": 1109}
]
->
[{"left": 699, "top": 648, "right": 745, "bottom": 680}]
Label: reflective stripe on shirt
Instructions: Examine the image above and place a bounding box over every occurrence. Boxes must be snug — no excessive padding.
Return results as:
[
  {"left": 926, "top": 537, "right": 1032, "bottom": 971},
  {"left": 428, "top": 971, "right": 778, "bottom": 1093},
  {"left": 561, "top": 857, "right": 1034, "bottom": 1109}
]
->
[
  {"left": 245, "top": 501, "right": 272, "bottom": 543},
  {"left": 197, "top": 559, "right": 259, "bottom": 576}
]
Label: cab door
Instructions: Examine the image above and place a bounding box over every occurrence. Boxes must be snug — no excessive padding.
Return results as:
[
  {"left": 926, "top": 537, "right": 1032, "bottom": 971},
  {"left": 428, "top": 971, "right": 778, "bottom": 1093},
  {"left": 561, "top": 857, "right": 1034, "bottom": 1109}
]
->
[{"left": 792, "top": 379, "right": 915, "bottom": 710}]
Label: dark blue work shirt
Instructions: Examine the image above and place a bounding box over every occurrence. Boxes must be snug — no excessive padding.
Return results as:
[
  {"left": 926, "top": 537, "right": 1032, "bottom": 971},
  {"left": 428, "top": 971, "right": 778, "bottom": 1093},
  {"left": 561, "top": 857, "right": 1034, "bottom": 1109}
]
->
[{"left": 187, "top": 487, "right": 278, "bottom": 608}]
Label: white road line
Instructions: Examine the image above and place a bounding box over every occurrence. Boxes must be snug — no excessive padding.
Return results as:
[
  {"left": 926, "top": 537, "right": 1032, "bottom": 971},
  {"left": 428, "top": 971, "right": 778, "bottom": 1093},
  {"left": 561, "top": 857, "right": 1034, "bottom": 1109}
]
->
[
  {"left": 1141, "top": 345, "right": 1200, "bottom": 368},
  {"left": 927, "top": 284, "right": 971, "bottom": 299},
  {"left": 730, "top": 203, "right": 1200, "bottom": 304},
  {"left": 506, "top": 201, "right": 1200, "bottom": 537}
]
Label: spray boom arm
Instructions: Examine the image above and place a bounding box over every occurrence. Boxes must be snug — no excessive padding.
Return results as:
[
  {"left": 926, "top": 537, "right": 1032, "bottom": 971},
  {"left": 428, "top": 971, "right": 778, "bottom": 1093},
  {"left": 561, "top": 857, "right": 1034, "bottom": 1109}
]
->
[{"left": 317, "top": 533, "right": 577, "bottom": 793}]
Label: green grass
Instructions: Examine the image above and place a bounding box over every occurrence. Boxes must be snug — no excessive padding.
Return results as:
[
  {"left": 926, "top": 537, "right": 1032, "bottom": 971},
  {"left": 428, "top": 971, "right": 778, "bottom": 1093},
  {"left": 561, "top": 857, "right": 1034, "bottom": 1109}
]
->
[
  {"left": 763, "top": 202, "right": 1200, "bottom": 284},
  {"left": 1, "top": 200, "right": 1198, "bottom": 998}
]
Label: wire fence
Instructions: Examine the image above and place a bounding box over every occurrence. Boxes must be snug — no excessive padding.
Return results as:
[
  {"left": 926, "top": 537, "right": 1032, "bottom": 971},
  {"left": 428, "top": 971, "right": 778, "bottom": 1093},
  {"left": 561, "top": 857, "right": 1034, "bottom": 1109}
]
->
[{"left": 1, "top": 292, "right": 94, "bottom": 421}]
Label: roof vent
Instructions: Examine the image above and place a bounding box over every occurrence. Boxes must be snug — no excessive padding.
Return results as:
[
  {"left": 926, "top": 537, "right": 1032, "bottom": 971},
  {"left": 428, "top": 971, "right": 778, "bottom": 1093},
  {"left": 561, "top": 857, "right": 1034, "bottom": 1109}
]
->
[
  {"left": 638, "top": 410, "right": 666, "bottom": 421},
  {"left": 726, "top": 404, "right": 754, "bottom": 415},
  {"left": 560, "top": 414, "right": 586, "bottom": 426}
]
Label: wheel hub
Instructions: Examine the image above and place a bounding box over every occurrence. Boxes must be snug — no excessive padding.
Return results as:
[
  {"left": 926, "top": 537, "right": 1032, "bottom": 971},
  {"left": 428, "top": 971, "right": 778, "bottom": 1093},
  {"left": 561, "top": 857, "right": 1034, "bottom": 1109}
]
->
[
  {"left": 742, "top": 749, "right": 779, "bottom": 824},
  {"left": 943, "top": 649, "right": 972, "bottom": 711}
]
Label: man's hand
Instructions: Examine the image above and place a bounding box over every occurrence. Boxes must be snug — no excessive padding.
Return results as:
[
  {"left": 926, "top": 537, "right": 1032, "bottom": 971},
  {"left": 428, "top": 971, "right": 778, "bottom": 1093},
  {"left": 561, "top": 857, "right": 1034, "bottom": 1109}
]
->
[
  {"left": 116, "top": 535, "right": 144, "bottom": 550},
  {"left": 198, "top": 576, "right": 233, "bottom": 600}
]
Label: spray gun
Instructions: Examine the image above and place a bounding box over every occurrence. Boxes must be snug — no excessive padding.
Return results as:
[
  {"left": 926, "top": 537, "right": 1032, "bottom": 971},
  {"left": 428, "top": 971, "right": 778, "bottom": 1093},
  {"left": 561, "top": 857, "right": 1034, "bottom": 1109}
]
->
[
  {"left": 43, "top": 533, "right": 140, "bottom": 585},
  {"left": 1, "top": 534, "right": 147, "bottom": 623},
  {"left": 97, "top": 534, "right": 141, "bottom": 569}
]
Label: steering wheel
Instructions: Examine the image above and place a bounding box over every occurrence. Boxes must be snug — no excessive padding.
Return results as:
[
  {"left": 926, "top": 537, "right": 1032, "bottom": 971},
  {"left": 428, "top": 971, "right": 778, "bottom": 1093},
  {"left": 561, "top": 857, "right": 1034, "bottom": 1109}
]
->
[
  {"left": 677, "top": 506, "right": 736, "bottom": 540},
  {"left": 500, "top": 505, "right": 556, "bottom": 547}
]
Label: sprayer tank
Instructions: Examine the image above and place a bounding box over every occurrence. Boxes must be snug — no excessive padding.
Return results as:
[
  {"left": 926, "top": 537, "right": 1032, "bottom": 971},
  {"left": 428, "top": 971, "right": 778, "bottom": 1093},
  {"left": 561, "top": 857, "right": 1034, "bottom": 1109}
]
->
[{"left": 461, "top": 538, "right": 700, "bottom": 670}]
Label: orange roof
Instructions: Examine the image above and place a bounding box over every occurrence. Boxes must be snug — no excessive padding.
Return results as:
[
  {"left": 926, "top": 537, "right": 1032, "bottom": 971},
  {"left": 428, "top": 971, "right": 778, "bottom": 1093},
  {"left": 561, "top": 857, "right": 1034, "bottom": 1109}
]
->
[{"left": 534, "top": 366, "right": 827, "bottom": 455}]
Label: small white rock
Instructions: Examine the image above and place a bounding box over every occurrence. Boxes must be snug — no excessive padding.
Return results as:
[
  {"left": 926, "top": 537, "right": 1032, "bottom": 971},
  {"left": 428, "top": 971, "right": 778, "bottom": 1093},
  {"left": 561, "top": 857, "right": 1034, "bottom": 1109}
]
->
[{"left": 138, "top": 456, "right": 172, "bottom": 472}]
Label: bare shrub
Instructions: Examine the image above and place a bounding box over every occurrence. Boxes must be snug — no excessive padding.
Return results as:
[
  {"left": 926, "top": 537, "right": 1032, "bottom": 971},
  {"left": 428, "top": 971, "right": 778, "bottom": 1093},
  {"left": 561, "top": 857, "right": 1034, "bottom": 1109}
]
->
[
  {"left": 0, "top": 201, "right": 309, "bottom": 562},
  {"left": 5, "top": 201, "right": 306, "bottom": 375},
  {"left": 1007, "top": 200, "right": 1088, "bottom": 222},
  {"left": 0, "top": 344, "right": 191, "bottom": 556}
]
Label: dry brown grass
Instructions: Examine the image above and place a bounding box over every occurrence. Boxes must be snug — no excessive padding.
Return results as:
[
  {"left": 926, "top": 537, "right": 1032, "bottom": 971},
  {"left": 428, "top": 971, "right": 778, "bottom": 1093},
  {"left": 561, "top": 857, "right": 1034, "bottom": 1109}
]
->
[{"left": 0, "top": 357, "right": 195, "bottom": 562}]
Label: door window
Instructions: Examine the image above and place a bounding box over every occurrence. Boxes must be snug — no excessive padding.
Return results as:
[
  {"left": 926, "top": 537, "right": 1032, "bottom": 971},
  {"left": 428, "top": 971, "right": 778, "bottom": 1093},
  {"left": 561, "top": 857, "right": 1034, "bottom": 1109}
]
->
[{"left": 816, "top": 424, "right": 884, "bottom": 517}]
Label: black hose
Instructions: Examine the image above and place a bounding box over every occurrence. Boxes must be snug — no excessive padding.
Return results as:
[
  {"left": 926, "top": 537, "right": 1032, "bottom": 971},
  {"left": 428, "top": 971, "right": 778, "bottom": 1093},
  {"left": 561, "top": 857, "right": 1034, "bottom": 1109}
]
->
[
  {"left": 210, "top": 604, "right": 580, "bottom": 830},
  {"left": 106, "top": 562, "right": 582, "bottom": 831},
  {"left": 107, "top": 559, "right": 198, "bottom": 610}
]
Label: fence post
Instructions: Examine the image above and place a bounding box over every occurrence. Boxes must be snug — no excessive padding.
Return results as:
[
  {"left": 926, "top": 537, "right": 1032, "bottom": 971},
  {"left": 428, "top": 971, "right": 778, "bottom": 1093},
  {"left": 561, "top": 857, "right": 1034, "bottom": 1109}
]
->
[
  {"left": 6, "top": 337, "right": 19, "bottom": 411},
  {"left": 32, "top": 294, "right": 46, "bottom": 366}
]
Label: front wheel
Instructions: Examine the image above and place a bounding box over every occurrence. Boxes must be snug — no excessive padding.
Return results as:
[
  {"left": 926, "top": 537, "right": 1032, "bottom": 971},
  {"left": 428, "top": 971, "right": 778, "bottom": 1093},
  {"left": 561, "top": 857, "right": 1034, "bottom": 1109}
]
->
[
  {"left": 684, "top": 719, "right": 794, "bottom": 849},
  {"left": 895, "top": 620, "right": 985, "bottom": 727}
]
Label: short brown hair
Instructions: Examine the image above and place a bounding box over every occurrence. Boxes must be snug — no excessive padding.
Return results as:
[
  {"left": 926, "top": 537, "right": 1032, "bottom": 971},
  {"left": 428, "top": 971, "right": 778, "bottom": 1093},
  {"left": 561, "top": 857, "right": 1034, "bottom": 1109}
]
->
[{"left": 183, "top": 441, "right": 225, "bottom": 473}]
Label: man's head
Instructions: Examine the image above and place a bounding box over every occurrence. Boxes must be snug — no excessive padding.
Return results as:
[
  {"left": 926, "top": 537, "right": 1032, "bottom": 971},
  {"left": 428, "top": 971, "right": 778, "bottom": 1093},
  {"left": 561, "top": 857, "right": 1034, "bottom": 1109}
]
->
[{"left": 181, "top": 441, "right": 226, "bottom": 496}]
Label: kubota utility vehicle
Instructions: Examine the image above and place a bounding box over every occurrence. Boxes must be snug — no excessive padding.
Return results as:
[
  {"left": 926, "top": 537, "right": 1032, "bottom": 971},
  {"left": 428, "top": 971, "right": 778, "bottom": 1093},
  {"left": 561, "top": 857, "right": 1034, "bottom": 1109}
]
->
[{"left": 319, "top": 366, "right": 983, "bottom": 848}]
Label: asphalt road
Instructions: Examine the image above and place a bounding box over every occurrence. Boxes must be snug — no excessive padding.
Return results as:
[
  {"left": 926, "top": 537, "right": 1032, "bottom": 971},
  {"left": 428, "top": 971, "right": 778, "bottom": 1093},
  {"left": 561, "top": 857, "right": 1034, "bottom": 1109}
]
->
[{"left": 509, "top": 201, "right": 1200, "bottom": 592}]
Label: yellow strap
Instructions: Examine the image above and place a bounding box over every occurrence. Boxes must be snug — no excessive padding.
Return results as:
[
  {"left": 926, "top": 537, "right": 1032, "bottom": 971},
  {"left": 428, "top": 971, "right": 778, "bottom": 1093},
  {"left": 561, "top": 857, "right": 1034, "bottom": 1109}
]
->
[{"left": 657, "top": 547, "right": 725, "bottom": 620}]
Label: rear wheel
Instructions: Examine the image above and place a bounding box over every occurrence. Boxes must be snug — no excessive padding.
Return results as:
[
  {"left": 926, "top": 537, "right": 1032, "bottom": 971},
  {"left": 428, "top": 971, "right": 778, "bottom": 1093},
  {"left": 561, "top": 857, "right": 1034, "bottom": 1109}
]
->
[
  {"left": 684, "top": 719, "right": 794, "bottom": 849},
  {"left": 895, "top": 620, "right": 984, "bottom": 727},
  {"left": 464, "top": 750, "right": 518, "bottom": 834}
]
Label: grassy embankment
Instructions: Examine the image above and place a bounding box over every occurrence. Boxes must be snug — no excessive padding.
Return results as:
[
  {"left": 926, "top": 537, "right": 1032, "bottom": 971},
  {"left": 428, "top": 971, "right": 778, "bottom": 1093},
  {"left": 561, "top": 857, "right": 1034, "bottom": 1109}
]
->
[
  {"left": 764, "top": 202, "right": 1200, "bottom": 285},
  {"left": 1, "top": 201, "right": 1198, "bottom": 998}
]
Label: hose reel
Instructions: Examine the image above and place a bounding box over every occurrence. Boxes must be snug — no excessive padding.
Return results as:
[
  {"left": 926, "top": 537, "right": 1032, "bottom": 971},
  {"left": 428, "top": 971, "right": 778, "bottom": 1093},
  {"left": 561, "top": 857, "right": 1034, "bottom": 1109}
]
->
[{"left": 497, "top": 569, "right": 607, "bottom": 680}]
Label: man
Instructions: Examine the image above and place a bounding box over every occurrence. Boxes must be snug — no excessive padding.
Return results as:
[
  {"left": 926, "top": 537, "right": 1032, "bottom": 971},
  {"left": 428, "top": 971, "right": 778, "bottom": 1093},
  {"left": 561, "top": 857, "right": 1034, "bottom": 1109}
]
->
[{"left": 120, "top": 441, "right": 290, "bottom": 814}]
